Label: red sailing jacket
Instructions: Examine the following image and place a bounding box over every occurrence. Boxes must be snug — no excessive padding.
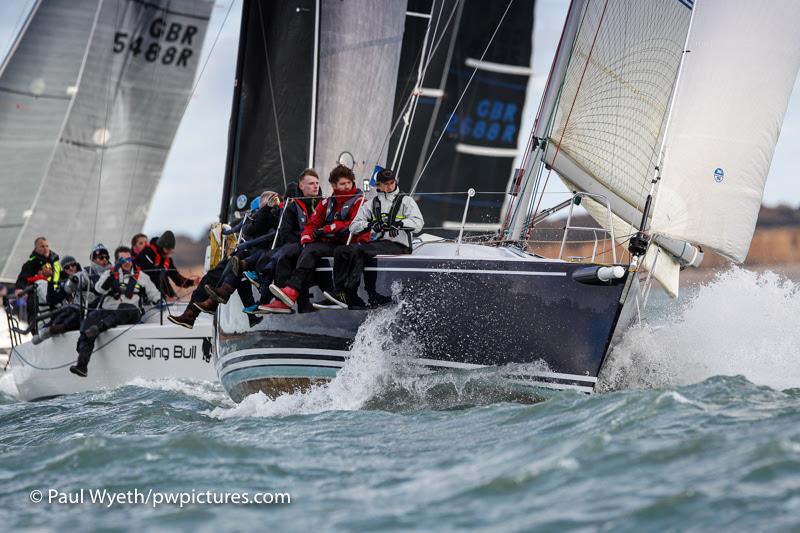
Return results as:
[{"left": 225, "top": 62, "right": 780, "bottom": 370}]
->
[{"left": 301, "top": 188, "right": 370, "bottom": 245}]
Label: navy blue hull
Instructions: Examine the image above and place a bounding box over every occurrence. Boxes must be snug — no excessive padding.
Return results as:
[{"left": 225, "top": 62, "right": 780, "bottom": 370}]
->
[{"left": 215, "top": 246, "right": 638, "bottom": 402}]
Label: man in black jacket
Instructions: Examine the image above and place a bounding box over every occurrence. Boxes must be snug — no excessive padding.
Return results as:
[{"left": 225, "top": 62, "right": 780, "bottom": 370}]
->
[
  {"left": 14, "top": 236, "right": 60, "bottom": 297},
  {"left": 167, "top": 187, "right": 286, "bottom": 329},
  {"left": 133, "top": 230, "right": 196, "bottom": 299}
]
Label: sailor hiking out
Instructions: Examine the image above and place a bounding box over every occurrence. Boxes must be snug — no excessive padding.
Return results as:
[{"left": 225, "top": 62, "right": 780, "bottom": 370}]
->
[
  {"left": 263, "top": 164, "right": 369, "bottom": 313},
  {"left": 69, "top": 246, "right": 161, "bottom": 378},
  {"left": 318, "top": 168, "right": 424, "bottom": 310}
]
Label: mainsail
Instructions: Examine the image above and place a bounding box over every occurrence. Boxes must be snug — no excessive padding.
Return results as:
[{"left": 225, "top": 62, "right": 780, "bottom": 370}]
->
[
  {"left": 0, "top": 0, "right": 213, "bottom": 282},
  {"left": 221, "top": 0, "right": 407, "bottom": 220},
  {"left": 509, "top": 0, "right": 800, "bottom": 296}
]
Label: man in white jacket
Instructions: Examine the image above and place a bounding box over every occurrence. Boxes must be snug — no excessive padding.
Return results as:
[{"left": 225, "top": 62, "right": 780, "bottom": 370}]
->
[
  {"left": 69, "top": 246, "right": 160, "bottom": 377},
  {"left": 317, "top": 168, "right": 424, "bottom": 310}
]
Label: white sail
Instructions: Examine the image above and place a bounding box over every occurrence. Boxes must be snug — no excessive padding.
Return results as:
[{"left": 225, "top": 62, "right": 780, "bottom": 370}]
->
[
  {"left": 543, "top": 0, "right": 692, "bottom": 229},
  {"left": 314, "top": 0, "right": 406, "bottom": 190},
  {"left": 0, "top": 0, "right": 212, "bottom": 281},
  {"left": 0, "top": 0, "right": 99, "bottom": 280},
  {"left": 650, "top": 0, "right": 800, "bottom": 262}
]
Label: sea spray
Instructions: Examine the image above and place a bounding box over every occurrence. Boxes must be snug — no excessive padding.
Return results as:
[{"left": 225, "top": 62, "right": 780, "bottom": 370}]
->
[
  {"left": 599, "top": 267, "right": 800, "bottom": 391},
  {"left": 208, "top": 300, "right": 420, "bottom": 418}
]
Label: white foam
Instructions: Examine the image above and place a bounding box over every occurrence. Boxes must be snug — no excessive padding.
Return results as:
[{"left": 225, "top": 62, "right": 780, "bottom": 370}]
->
[
  {"left": 599, "top": 267, "right": 800, "bottom": 391},
  {"left": 126, "top": 377, "right": 230, "bottom": 404},
  {"left": 0, "top": 370, "right": 19, "bottom": 399},
  {"left": 208, "top": 301, "right": 419, "bottom": 419}
]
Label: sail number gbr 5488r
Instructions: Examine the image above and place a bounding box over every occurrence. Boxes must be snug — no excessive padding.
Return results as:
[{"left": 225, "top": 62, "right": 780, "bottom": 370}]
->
[{"left": 112, "top": 18, "right": 199, "bottom": 67}]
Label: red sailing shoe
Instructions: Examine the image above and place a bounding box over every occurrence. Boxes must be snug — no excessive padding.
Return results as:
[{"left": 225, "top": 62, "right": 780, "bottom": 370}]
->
[
  {"left": 258, "top": 299, "right": 293, "bottom": 314},
  {"left": 269, "top": 284, "right": 300, "bottom": 307}
]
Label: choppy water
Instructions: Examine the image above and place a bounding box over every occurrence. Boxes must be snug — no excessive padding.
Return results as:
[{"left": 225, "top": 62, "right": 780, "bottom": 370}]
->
[{"left": 2, "top": 267, "right": 800, "bottom": 531}]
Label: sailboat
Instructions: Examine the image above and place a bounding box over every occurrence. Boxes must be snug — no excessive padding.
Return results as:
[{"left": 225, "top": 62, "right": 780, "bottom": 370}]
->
[
  {"left": 214, "top": 0, "right": 800, "bottom": 403},
  {"left": 0, "top": 0, "right": 218, "bottom": 400}
]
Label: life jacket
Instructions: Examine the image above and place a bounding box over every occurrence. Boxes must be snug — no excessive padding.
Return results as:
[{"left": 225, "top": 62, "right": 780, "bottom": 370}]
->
[
  {"left": 325, "top": 190, "right": 363, "bottom": 225},
  {"left": 295, "top": 197, "right": 318, "bottom": 229},
  {"left": 144, "top": 242, "right": 171, "bottom": 270},
  {"left": 372, "top": 193, "right": 412, "bottom": 249},
  {"left": 111, "top": 266, "right": 143, "bottom": 301},
  {"left": 27, "top": 252, "right": 61, "bottom": 289}
]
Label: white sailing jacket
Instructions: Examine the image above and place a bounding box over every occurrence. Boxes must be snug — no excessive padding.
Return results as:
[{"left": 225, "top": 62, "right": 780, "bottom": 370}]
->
[
  {"left": 95, "top": 267, "right": 161, "bottom": 311},
  {"left": 350, "top": 188, "right": 424, "bottom": 248}
]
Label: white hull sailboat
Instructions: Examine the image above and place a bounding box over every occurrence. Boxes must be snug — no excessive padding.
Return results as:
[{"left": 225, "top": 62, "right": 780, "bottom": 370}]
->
[{"left": 8, "top": 307, "right": 215, "bottom": 402}]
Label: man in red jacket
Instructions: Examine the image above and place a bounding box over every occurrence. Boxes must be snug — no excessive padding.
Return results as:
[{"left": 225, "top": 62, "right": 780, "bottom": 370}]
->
[{"left": 262, "top": 165, "right": 368, "bottom": 313}]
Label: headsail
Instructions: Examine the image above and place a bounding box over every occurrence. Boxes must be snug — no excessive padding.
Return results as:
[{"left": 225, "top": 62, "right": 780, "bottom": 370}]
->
[
  {"left": 650, "top": 0, "right": 800, "bottom": 262},
  {"left": 0, "top": 0, "right": 213, "bottom": 281},
  {"left": 541, "top": 0, "right": 692, "bottom": 231}
]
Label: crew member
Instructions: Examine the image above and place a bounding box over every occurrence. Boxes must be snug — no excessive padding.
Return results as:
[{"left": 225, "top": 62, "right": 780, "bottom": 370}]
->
[
  {"left": 167, "top": 189, "right": 283, "bottom": 329},
  {"left": 69, "top": 246, "right": 160, "bottom": 377},
  {"left": 262, "top": 165, "right": 368, "bottom": 313},
  {"left": 318, "top": 168, "right": 424, "bottom": 309},
  {"left": 14, "top": 236, "right": 60, "bottom": 296},
  {"left": 134, "top": 230, "right": 196, "bottom": 299}
]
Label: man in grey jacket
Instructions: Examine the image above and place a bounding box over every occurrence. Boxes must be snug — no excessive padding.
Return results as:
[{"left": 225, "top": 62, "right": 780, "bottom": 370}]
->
[
  {"left": 317, "top": 168, "right": 424, "bottom": 310},
  {"left": 69, "top": 246, "right": 160, "bottom": 377}
]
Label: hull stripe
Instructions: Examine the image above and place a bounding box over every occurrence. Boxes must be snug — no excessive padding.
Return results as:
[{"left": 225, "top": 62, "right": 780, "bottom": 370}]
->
[
  {"left": 314, "top": 267, "right": 567, "bottom": 276},
  {"left": 216, "top": 349, "right": 598, "bottom": 385}
]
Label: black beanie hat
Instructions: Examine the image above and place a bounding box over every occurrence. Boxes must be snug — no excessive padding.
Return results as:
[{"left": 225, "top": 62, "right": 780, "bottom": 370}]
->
[{"left": 157, "top": 230, "right": 176, "bottom": 249}]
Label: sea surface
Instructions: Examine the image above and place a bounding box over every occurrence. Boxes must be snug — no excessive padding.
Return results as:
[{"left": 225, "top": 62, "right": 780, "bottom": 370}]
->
[{"left": 1, "top": 267, "right": 799, "bottom": 531}]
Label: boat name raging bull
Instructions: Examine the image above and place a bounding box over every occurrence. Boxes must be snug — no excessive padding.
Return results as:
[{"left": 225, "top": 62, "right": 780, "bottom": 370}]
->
[{"left": 128, "top": 343, "right": 204, "bottom": 362}]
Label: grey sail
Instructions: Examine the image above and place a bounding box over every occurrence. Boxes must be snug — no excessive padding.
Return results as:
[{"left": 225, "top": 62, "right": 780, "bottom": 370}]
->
[
  {"left": 0, "top": 0, "right": 99, "bottom": 281},
  {"left": 313, "top": 0, "right": 407, "bottom": 190},
  {"left": 0, "top": 0, "right": 213, "bottom": 281}
]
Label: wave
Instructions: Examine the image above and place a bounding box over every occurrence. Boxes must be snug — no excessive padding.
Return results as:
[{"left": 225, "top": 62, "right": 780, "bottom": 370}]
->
[{"left": 599, "top": 267, "right": 800, "bottom": 392}]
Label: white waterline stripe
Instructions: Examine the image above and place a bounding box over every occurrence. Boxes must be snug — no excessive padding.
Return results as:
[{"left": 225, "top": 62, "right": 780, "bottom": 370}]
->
[
  {"left": 217, "top": 350, "right": 596, "bottom": 383},
  {"left": 314, "top": 267, "right": 566, "bottom": 276},
  {"left": 221, "top": 359, "right": 344, "bottom": 375},
  {"left": 464, "top": 57, "right": 532, "bottom": 76},
  {"left": 507, "top": 379, "right": 594, "bottom": 393},
  {"left": 455, "top": 143, "right": 520, "bottom": 157}
]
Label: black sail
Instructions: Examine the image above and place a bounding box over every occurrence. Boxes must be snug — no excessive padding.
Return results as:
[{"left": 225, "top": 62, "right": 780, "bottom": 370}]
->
[
  {"left": 220, "top": 0, "right": 317, "bottom": 222},
  {"left": 390, "top": 0, "right": 535, "bottom": 232}
]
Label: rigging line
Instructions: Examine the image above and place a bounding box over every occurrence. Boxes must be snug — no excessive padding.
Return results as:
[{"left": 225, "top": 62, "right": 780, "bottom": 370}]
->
[
  {"left": 120, "top": 0, "right": 174, "bottom": 243},
  {"left": 391, "top": 0, "right": 446, "bottom": 173},
  {"left": 529, "top": 0, "right": 608, "bottom": 227},
  {"left": 257, "top": 0, "right": 287, "bottom": 191},
  {"left": 365, "top": 0, "right": 461, "bottom": 176},
  {"left": 410, "top": 0, "right": 516, "bottom": 196},
  {"left": 93, "top": 0, "right": 123, "bottom": 246}
]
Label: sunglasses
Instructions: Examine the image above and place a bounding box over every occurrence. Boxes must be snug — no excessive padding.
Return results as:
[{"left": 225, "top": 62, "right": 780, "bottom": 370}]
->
[
  {"left": 94, "top": 254, "right": 109, "bottom": 260},
  {"left": 118, "top": 257, "right": 132, "bottom": 263}
]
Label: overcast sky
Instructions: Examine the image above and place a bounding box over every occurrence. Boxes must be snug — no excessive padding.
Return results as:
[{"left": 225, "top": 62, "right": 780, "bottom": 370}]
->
[{"left": 2, "top": 0, "right": 799, "bottom": 238}]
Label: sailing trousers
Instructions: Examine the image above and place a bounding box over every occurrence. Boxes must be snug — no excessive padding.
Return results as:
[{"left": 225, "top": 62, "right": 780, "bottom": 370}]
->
[
  {"left": 333, "top": 240, "right": 409, "bottom": 293},
  {"left": 75, "top": 304, "right": 140, "bottom": 370},
  {"left": 255, "top": 244, "right": 292, "bottom": 304},
  {"left": 280, "top": 242, "right": 339, "bottom": 292}
]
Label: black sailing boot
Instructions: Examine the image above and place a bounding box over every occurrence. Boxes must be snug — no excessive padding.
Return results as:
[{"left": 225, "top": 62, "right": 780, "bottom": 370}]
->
[
  {"left": 192, "top": 298, "right": 218, "bottom": 315},
  {"left": 69, "top": 348, "right": 90, "bottom": 378},
  {"left": 168, "top": 305, "right": 199, "bottom": 329},
  {"left": 204, "top": 282, "right": 236, "bottom": 304}
]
